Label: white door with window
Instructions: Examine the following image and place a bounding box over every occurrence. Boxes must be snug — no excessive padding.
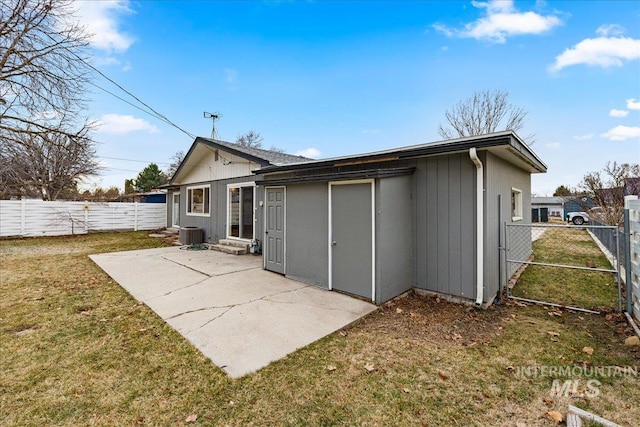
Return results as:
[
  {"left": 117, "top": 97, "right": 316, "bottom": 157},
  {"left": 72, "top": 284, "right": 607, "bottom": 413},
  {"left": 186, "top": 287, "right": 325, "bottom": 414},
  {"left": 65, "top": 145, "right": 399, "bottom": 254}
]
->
[{"left": 227, "top": 184, "right": 255, "bottom": 240}]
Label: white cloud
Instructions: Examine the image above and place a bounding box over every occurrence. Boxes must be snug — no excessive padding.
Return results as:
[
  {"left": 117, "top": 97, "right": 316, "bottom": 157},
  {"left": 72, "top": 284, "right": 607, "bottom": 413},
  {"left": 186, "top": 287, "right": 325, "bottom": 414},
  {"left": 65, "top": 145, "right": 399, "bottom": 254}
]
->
[
  {"left": 596, "top": 24, "right": 625, "bottom": 37},
  {"left": 601, "top": 125, "right": 640, "bottom": 141},
  {"left": 573, "top": 133, "right": 594, "bottom": 141},
  {"left": 96, "top": 113, "right": 159, "bottom": 134},
  {"left": 74, "top": 0, "right": 134, "bottom": 52},
  {"left": 545, "top": 142, "right": 561, "bottom": 150},
  {"left": 550, "top": 27, "right": 640, "bottom": 71},
  {"left": 609, "top": 109, "right": 629, "bottom": 118},
  {"left": 627, "top": 98, "right": 640, "bottom": 110},
  {"left": 295, "top": 148, "right": 321, "bottom": 158},
  {"left": 433, "top": 0, "right": 562, "bottom": 43}
]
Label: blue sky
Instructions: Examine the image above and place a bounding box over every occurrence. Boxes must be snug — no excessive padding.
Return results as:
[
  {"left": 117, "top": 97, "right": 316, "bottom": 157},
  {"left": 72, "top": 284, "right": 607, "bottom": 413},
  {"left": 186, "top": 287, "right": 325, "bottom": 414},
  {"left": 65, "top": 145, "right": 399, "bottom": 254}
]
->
[{"left": 74, "top": 0, "right": 640, "bottom": 195}]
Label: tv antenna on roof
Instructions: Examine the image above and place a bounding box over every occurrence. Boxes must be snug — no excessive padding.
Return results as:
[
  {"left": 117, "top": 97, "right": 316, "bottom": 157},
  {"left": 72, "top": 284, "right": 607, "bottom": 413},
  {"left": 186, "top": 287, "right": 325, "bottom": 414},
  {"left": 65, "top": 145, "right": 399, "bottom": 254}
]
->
[{"left": 203, "top": 112, "right": 221, "bottom": 139}]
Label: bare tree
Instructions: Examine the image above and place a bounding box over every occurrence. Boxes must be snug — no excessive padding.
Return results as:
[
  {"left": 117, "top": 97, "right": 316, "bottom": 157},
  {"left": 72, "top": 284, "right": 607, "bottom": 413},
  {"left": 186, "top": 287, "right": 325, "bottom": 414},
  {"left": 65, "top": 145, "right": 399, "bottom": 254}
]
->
[
  {"left": 438, "top": 90, "right": 533, "bottom": 142},
  {"left": 236, "top": 130, "right": 264, "bottom": 148},
  {"left": 0, "top": 0, "right": 93, "bottom": 142},
  {"left": 0, "top": 129, "right": 100, "bottom": 200},
  {"left": 166, "top": 150, "right": 185, "bottom": 178},
  {"left": 579, "top": 161, "right": 640, "bottom": 225}
]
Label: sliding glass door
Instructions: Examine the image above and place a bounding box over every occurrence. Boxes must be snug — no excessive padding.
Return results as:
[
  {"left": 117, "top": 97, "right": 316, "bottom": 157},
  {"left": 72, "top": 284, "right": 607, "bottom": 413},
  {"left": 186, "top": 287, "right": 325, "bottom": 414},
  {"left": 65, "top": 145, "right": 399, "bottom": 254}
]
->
[{"left": 228, "top": 185, "right": 254, "bottom": 240}]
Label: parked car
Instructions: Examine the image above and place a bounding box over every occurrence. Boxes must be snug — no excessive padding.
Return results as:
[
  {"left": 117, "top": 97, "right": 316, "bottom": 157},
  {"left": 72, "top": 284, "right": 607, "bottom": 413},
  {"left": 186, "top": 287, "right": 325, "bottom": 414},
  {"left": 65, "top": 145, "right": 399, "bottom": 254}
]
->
[{"left": 566, "top": 211, "right": 590, "bottom": 225}]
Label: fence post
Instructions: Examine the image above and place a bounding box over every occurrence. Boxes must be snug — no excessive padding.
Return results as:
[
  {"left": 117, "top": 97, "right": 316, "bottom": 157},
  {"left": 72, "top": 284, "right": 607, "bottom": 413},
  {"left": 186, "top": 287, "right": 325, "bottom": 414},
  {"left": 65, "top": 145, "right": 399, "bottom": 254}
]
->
[
  {"left": 84, "top": 203, "right": 89, "bottom": 233},
  {"left": 134, "top": 202, "right": 138, "bottom": 231},
  {"left": 20, "top": 198, "right": 26, "bottom": 237}
]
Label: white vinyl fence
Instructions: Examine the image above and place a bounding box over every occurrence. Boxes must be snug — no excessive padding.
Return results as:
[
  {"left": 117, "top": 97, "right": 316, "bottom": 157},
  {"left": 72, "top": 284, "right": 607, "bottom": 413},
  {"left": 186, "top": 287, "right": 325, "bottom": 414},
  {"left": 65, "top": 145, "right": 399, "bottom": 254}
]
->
[
  {"left": 0, "top": 200, "right": 167, "bottom": 238},
  {"left": 626, "top": 197, "right": 640, "bottom": 326}
]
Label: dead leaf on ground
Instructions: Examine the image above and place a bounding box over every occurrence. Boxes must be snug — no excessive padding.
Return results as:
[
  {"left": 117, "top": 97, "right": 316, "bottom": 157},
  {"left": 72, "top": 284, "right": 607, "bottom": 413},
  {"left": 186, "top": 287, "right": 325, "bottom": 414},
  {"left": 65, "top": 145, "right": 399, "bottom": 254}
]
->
[
  {"left": 546, "top": 410, "right": 563, "bottom": 424},
  {"left": 395, "top": 307, "right": 403, "bottom": 314},
  {"left": 364, "top": 363, "right": 375, "bottom": 372},
  {"left": 402, "top": 387, "right": 410, "bottom": 393},
  {"left": 326, "top": 365, "right": 337, "bottom": 371},
  {"left": 185, "top": 413, "right": 198, "bottom": 423},
  {"left": 438, "top": 371, "right": 449, "bottom": 380},
  {"left": 625, "top": 336, "right": 640, "bottom": 346},
  {"left": 339, "top": 330, "right": 347, "bottom": 337},
  {"left": 582, "top": 346, "right": 594, "bottom": 355},
  {"left": 547, "top": 331, "right": 560, "bottom": 337}
]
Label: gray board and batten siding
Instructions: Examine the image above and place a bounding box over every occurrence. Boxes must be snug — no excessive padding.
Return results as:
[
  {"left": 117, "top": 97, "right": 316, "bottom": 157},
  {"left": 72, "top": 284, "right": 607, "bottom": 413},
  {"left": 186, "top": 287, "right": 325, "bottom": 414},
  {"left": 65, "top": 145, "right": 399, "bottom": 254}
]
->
[
  {"left": 482, "top": 151, "right": 533, "bottom": 300},
  {"left": 169, "top": 176, "right": 261, "bottom": 244},
  {"left": 414, "top": 154, "right": 477, "bottom": 302},
  {"left": 257, "top": 131, "right": 546, "bottom": 305}
]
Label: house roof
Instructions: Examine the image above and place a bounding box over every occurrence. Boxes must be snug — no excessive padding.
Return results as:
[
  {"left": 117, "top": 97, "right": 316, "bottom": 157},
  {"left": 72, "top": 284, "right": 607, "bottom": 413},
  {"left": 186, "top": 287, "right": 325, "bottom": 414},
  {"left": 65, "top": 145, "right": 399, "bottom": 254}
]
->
[
  {"left": 532, "top": 196, "right": 564, "bottom": 205},
  {"left": 168, "top": 137, "right": 309, "bottom": 185},
  {"left": 257, "top": 131, "right": 547, "bottom": 175}
]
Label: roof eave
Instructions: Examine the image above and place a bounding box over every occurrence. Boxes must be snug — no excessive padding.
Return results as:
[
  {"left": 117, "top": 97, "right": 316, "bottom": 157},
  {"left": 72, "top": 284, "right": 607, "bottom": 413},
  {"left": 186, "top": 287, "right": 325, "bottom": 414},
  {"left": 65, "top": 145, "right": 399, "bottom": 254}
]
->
[{"left": 258, "top": 131, "right": 547, "bottom": 175}]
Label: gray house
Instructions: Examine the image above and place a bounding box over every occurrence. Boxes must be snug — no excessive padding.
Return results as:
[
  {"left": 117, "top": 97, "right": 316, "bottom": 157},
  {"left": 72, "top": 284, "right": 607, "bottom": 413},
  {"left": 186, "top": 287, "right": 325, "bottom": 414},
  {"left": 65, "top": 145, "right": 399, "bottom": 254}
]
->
[{"left": 167, "top": 131, "right": 546, "bottom": 307}]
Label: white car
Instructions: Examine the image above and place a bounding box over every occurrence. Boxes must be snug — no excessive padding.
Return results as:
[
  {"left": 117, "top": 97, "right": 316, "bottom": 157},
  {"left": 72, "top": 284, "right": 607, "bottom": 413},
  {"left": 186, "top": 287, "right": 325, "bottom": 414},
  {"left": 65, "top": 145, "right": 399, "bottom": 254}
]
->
[{"left": 567, "top": 211, "right": 590, "bottom": 225}]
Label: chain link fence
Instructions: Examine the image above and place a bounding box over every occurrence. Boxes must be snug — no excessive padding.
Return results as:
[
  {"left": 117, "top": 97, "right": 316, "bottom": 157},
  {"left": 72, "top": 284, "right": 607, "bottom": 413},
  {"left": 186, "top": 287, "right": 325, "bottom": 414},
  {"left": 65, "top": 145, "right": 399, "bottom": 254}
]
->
[{"left": 505, "top": 224, "right": 621, "bottom": 314}]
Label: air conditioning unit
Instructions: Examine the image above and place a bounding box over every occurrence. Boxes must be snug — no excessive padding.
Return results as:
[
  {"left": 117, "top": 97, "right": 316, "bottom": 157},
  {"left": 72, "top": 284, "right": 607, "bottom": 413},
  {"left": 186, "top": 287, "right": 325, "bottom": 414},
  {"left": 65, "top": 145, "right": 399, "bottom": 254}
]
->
[{"left": 179, "top": 226, "right": 203, "bottom": 245}]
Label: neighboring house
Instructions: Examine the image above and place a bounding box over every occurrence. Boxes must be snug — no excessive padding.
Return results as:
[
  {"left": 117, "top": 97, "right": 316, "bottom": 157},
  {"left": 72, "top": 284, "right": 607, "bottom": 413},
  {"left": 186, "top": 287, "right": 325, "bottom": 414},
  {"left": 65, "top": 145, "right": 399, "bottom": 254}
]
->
[
  {"left": 118, "top": 190, "right": 167, "bottom": 203},
  {"left": 624, "top": 177, "right": 640, "bottom": 197},
  {"left": 167, "top": 131, "right": 546, "bottom": 307},
  {"left": 563, "top": 196, "right": 596, "bottom": 218},
  {"left": 531, "top": 196, "right": 564, "bottom": 218}
]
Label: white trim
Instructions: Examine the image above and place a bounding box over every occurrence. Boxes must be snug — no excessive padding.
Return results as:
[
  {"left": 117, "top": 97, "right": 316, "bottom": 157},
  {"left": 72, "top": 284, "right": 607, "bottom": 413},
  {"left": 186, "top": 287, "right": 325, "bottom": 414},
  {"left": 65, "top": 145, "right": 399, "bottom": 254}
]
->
[
  {"left": 171, "top": 191, "right": 180, "bottom": 227},
  {"left": 328, "top": 179, "right": 376, "bottom": 303},
  {"left": 469, "top": 148, "right": 484, "bottom": 306},
  {"left": 186, "top": 184, "right": 211, "bottom": 217},
  {"left": 511, "top": 187, "right": 523, "bottom": 222},
  {"left": 263, "top": 186, "right": 286, "bottom": 274},
  {"left": 226, "top": 182, "right": 256, "bottom": 241}
]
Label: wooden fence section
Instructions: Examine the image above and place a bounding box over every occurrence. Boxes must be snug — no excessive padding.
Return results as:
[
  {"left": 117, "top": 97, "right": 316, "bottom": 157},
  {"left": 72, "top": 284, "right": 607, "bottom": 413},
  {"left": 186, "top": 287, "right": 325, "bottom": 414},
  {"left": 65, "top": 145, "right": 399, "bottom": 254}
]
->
[
  {"left": 0, "top": 200, "right": 166, "bottom": 238},
  {"left": 626, "top": 198, "right": 640, "bottom": 326}
]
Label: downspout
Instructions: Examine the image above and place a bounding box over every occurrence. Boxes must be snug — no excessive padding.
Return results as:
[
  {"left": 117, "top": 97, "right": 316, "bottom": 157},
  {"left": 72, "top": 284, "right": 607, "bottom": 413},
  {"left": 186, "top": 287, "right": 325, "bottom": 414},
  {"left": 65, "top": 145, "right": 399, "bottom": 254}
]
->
[{"left": 469, "top": 148, "right": 484, "bottom": 306}]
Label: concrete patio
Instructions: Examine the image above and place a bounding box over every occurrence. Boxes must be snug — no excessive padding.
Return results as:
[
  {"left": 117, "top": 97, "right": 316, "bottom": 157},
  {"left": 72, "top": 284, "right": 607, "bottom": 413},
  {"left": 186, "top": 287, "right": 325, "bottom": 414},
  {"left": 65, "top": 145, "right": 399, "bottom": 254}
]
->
[{"left": 90, "top": 247, "right": 377, "bottom": 378}]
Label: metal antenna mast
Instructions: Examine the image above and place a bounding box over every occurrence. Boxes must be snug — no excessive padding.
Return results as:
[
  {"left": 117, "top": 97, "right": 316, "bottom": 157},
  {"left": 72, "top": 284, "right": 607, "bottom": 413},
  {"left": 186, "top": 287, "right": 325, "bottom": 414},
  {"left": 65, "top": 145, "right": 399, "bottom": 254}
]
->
[{"left": 203, "top": 112, "right": 221, "bottom": 139}]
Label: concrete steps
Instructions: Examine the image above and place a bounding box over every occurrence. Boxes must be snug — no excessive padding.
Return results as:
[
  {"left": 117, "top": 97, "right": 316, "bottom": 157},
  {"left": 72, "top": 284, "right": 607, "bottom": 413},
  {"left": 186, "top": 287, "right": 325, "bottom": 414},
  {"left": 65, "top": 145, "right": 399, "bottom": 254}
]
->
[{"left": 210, "top": 239, "right": 250, "bottom": 255}]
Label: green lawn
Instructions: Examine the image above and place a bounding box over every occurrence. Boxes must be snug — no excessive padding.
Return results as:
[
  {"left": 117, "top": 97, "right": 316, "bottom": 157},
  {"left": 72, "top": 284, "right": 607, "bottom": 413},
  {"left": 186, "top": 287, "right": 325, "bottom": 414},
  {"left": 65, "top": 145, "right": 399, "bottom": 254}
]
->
[
  {"left": 510, "top": 227, "right": 619, "bottom": 311},
  {"left": 1, "top": 232, "right": 638, "bottom": 426}
]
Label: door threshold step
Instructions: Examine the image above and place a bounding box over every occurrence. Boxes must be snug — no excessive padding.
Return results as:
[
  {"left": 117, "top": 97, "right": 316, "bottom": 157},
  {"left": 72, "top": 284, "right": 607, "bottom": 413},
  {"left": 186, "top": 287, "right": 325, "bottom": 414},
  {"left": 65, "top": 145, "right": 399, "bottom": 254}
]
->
[
  {"left": 218, "top": 239, "right": 251, "bottom": 250},
  {"left": 210, "top": 244, "right": 248, "bottom": 255}
]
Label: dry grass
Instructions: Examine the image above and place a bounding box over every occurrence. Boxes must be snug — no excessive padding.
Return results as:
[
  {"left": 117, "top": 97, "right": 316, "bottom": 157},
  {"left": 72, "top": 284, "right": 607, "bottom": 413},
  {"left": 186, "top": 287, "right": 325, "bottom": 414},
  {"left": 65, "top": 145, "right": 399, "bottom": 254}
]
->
[
  {"left": 511, "top": 227, "right": 619, "bottom": 311},
  {"left": 1, "top": 232, "right": 639, "bottom": 426}
]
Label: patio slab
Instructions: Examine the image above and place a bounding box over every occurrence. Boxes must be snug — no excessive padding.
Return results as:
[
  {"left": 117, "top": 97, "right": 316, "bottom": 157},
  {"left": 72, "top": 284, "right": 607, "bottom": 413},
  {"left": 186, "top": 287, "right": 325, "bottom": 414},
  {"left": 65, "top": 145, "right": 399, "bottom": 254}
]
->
[{"left": 90, "top": 247, "right": 377, "bottom": 378}]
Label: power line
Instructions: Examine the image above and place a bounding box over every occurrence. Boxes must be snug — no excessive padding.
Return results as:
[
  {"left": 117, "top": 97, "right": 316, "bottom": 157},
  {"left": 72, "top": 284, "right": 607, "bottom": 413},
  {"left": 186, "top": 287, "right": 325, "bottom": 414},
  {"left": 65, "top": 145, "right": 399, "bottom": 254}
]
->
[
  {"left": 88, "top": 82, "right": 170, "bottom": 125},
  {"left": 101, "top": 167, "right": 140, "bottom": 173},
  {"left": 98, "top": 155, "right": 170, "bottom": 165},
  {"left": 44, "top": 32, "right": 196, "bottom": 140},
  {"left": 86, "top": 61, "right": 196, "bottom": 139}
]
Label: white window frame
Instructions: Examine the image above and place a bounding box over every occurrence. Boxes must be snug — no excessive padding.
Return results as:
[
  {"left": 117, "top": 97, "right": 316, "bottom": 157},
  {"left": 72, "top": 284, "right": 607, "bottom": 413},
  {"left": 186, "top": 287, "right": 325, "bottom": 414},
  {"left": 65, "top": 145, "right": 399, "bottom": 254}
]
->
[
  {"left": 186, "top": 184, "right": 211, "bottom": 217},
  {"left": 226, "top": 182, "right": 256, "bottom": 241},
  {"left": 511, "top": 187, "right": 523, "bottom": 222}
]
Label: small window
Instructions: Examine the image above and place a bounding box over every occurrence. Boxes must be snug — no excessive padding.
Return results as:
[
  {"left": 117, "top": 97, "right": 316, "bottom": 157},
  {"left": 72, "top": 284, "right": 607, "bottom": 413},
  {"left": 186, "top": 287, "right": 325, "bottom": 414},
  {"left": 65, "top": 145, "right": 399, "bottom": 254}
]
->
[
  {"left": 187, "top": 185, "right": 210, "bottom": 216},
  {"left": 511, "top": 187, "right": 523, "bottom": 221}
]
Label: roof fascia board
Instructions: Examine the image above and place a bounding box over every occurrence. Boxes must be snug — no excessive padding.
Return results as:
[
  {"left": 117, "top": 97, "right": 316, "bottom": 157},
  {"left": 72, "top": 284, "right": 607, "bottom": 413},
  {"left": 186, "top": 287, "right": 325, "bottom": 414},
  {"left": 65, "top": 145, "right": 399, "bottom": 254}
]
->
[{"left": 257, "top": 132, "right": 546, "bottom": 175}]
